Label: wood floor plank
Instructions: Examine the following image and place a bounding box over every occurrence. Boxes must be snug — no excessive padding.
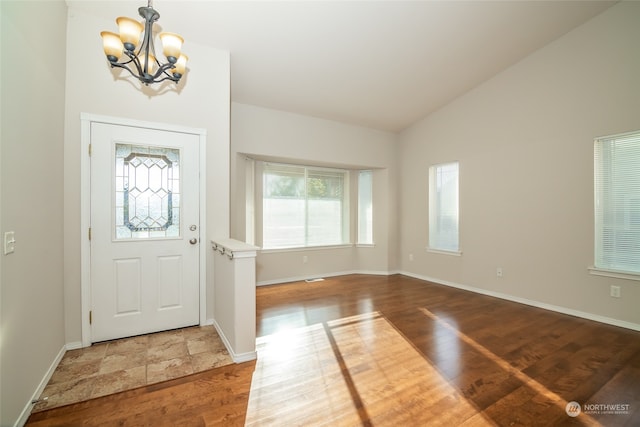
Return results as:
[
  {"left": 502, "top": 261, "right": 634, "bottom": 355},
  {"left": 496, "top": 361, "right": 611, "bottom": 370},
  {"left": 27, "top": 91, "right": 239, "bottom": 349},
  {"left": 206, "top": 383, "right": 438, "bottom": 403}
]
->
[{"left": 26, "top": 274, "right": 640, "bottom": 426}]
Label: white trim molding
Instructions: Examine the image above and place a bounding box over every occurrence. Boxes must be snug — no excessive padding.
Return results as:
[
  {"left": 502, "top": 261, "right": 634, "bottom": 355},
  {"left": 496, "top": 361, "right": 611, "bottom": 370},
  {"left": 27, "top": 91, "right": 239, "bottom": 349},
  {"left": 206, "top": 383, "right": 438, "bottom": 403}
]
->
[
  {"left": 260, "top": 243, "right": 353, "bottom": 254},
  {"left": 426, "top": 247, "right": 463, "bottom": 256},
  {"left": 79, "top": 113, "right": 207, "bottom": 347},
  {"left": 212, "top": 319, "right": 257, "bottom": 363},
  {"left": 15, "top": 345, "right": 66, "bottom": 427},
  {"left": 588, "top": 266, "right": 640, "bottom": 282},
  {"left": 256, "top": 269, "right": 390, "bottom": 287}
]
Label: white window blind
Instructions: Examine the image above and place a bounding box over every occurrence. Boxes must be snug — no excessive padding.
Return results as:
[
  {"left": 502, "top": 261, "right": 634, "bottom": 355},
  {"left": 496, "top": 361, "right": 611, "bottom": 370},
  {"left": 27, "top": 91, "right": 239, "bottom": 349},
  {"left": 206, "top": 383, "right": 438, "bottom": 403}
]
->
[
  {"left": 358, "top": 170, "right": 373, "bottom": 245},
  {"left": 263, "top": 163, "right": 348, "bottom": 249},
  {"left": 594, "top": 131, "right": 640, "bottom": 274},
  {"left": 429, "top": 162, "right": 459, "bottom": 252}
]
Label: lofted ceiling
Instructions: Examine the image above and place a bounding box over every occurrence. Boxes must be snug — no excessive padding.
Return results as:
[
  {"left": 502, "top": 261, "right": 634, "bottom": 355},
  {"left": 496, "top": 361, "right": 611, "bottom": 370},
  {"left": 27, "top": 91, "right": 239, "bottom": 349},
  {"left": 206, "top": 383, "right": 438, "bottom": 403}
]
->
[{"left": 69, "top": 0, "right": 617, "bottom": 132}]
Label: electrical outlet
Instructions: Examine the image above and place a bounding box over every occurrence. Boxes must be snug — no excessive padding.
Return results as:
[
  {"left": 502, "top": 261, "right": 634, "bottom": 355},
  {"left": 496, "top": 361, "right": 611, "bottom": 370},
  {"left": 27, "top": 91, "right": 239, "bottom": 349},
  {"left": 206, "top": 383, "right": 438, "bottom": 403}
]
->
[
  {"left": 496, "top": 267, "right": 503, "bottom": 278},
  {"left": 610, "top": 285, "right": 621, "bottom": 298},
  {"left": 303, "top": 255, "right": 308, "bottom": 264},
  {"left": 409, "top": 253, "right": 414, "bottom": 261}
]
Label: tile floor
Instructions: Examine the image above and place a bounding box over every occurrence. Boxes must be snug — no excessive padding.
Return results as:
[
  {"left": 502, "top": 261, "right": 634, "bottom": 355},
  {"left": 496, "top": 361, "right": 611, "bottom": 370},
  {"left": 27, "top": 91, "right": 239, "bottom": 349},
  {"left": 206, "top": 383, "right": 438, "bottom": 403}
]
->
[{"left": 33, "top": 325, "right": 233, "bottom": 412}]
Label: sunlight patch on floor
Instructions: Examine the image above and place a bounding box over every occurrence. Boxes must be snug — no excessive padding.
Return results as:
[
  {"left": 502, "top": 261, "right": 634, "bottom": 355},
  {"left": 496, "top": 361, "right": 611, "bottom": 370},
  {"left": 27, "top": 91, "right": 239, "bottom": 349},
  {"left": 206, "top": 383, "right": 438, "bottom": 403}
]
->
[
  {"left": 417, "top": 307, "right": 601, "bottom": 426},
  {"left": 246, "top": 312, "right": 490, "bottom": 426}
]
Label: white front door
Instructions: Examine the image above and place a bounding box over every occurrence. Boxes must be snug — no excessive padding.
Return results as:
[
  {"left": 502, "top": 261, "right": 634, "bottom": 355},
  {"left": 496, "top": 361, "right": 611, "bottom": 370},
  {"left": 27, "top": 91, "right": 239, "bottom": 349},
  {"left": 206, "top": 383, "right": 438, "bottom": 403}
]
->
[{"left": 90, "top": 122, "right": 200, "bottom": 342}]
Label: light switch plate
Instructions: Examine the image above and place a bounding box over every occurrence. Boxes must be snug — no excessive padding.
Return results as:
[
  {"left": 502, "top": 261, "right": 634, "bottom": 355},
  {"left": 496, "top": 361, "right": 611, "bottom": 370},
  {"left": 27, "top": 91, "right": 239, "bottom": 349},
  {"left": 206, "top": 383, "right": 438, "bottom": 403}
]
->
[{"left": 4, "top": 231, "right": 15, "bottom": 255}]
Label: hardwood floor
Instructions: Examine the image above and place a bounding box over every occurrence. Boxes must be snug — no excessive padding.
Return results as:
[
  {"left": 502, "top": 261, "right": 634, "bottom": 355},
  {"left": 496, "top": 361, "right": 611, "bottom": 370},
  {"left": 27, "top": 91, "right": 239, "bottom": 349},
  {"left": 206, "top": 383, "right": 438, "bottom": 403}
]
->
[{"left": 26, "top": 274, "right": 640, "bottom": 426}]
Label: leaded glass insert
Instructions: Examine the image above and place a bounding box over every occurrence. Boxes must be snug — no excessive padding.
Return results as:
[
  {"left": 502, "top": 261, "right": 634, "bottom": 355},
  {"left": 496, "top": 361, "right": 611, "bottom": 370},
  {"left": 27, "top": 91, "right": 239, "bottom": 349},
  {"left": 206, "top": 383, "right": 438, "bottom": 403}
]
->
[{"left": 115, "top": 144, "right": 180, "bottom": 239}]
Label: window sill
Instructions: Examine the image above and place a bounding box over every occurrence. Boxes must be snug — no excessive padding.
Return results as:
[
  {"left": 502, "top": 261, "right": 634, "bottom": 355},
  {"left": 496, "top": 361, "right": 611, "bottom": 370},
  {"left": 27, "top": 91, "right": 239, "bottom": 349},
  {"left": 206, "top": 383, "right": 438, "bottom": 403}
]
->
[
  {"left": 261, "top": 244, "right": 353, "bottom": 254},
  {"left": 588, "top": 266, "right": 640, "bottom": 282},
  {"left": 356, "top": 243, "right": 376, "bottom": 248},
  {"left": 426, "top": 247, "right": 462, "bottom": 256}
]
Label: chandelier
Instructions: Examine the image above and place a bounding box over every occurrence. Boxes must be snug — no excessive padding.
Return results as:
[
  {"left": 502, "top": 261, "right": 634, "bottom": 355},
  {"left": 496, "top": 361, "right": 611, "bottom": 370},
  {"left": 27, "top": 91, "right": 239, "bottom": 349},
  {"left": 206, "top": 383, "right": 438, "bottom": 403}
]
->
[{"left": 100, "top": 1, "right": 188, "bottom": 85}]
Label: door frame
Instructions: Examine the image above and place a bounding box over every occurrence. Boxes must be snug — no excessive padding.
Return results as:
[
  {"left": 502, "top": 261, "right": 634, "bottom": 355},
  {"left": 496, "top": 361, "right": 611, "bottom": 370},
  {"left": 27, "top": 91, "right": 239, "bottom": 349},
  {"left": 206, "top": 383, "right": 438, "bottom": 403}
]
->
[{"left": 80, "top": 113, "right": 207, "bottom": 347}]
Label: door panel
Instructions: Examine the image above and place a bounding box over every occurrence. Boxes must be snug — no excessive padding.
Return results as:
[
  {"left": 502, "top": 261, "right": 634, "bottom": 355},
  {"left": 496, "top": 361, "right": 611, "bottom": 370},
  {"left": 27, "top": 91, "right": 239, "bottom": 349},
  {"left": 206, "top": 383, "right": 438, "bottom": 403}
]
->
[
  {"left": 157, "top": 255, "right": 183, "bottom": 309},
  {"left": 114, "top": 258, "right": 141, "bottom": 315},
  {"left": 90, "top": 122, "right": 199, "bottom": 342}
]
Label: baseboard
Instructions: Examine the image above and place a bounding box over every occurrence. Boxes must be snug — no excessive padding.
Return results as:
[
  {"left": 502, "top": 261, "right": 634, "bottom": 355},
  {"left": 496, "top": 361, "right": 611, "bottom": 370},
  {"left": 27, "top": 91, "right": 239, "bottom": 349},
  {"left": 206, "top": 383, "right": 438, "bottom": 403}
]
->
[
  {"left": 65, "top": 341, "right": 83, "bottom": 351},
  {"left": 231, "top": 350, "right": 258, "bottom": 363},
  {"left": 399, "top": 270, "right": 640, "bottom": 332},
  {"left": 211, "top": 319, "right": 257, "bottom": 363},
  {"left": 15, "top": 345, "right": 66, "bottom": 427}
]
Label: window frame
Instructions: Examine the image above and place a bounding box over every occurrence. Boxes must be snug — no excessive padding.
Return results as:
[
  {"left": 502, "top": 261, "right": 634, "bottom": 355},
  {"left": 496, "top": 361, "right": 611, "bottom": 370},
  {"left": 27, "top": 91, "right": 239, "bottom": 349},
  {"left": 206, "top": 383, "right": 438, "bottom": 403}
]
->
[
  {"left": 590, "top": 130, "right": 640, "bottom": 281},
  {"left": 260, "top": 161, "right": 350, "bottom": 250},
  {"left": 427, "top": 161, "right": 461, "bottom": 255}
]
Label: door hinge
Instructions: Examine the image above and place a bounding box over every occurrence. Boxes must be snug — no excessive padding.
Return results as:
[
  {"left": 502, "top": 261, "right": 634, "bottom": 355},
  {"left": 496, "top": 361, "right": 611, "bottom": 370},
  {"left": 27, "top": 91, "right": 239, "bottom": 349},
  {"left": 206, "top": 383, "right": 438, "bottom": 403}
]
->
[
  {"left": 89, "top": 310, "right": 93, "bottom": 325},
  {"left": 88, "top": 227, "right": 92, "bottom": 240},
  {"left": 88, "top": 143, "right": 92, "bottom": 156}
]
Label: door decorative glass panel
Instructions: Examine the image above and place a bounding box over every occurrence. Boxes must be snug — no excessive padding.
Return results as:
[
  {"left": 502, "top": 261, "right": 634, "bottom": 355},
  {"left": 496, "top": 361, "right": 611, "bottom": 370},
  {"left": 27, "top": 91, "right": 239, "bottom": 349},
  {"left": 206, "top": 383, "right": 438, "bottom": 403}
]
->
[{"left": 115, "top": 143, "right": 180, "bottom": 239}]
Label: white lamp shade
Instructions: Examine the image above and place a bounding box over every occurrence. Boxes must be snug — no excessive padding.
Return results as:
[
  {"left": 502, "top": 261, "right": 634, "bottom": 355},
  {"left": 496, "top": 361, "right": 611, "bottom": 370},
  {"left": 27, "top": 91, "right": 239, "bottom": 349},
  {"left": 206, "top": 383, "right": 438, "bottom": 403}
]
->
[
  {"left": 174, "top": 54, "right": 188, "bottom": 76},
  {"left": 101, "top": 31, "right": 124, "bottom": 59},
  {"left": 116, "top": 17, "right": 143, "bottom": 48},
  {"left": 138, "top": 53, "right": 156, "bottom": 74},
  {"left": 159, "top": 32, "right": 184, "bottom": 60}
]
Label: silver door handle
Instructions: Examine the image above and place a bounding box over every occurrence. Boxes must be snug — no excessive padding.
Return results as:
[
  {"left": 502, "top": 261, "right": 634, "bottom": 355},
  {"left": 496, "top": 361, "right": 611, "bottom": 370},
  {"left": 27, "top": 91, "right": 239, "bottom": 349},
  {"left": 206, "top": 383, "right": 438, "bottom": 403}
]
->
[{"left": 189, "top": 238, "right": 198, "bottom": 245}]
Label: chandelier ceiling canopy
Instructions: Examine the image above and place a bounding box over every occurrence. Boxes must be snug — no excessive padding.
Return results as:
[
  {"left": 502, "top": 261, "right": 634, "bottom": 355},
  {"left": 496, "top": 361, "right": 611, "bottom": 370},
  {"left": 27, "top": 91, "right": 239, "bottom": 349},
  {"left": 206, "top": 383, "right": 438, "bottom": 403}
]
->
[{"left": 100, "top": 1, "right": 188, "bottom": 85}]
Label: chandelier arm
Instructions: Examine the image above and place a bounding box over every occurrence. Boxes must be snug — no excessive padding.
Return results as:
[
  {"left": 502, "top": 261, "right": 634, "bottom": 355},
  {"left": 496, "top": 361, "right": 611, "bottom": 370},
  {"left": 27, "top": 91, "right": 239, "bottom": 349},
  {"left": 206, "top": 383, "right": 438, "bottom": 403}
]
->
[
  {"left": 150, "top": 75, "right": 180, "bottom": 84},
  {"left": 114, "top": 53, "right": 137, "bottom": 67},
  {"left": 108, "top": 55, "right": 167, "bottom": 85},
  {"left": 161, "top": 70, "right": 181, "bottom": 81},
  {"left": 122, "top": 50, "right": 145, "bottom": 78},
  {"left": 149, "top": 62, "right": 178, "bottom": 81},
  {"left": 107, "top": 61, "right": 142, "bottom": 80}
]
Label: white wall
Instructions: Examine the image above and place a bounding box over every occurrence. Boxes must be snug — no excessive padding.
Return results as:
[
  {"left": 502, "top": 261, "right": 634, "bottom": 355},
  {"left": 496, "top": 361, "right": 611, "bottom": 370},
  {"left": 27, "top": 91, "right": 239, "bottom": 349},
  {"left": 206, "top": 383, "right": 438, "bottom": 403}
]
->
[
  {"left": 230, "top": 103, "right": 398, "bottom": 284},
  {"left": 0, "top": 1, "right": 68, "bottom": 425},
  {"left": 63, "top": 6, "right": 230, "bottom": 344},
  {"left": 399, "top": 1, "right": 640, "bottom": 327}
]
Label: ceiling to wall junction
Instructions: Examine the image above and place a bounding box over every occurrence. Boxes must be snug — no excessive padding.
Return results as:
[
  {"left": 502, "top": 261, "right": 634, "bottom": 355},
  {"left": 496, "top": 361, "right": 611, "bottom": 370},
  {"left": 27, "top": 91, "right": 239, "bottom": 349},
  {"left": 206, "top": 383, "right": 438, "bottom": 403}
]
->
[{"left": 68, "top": 0, "right": 617, "bottom": 132}]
